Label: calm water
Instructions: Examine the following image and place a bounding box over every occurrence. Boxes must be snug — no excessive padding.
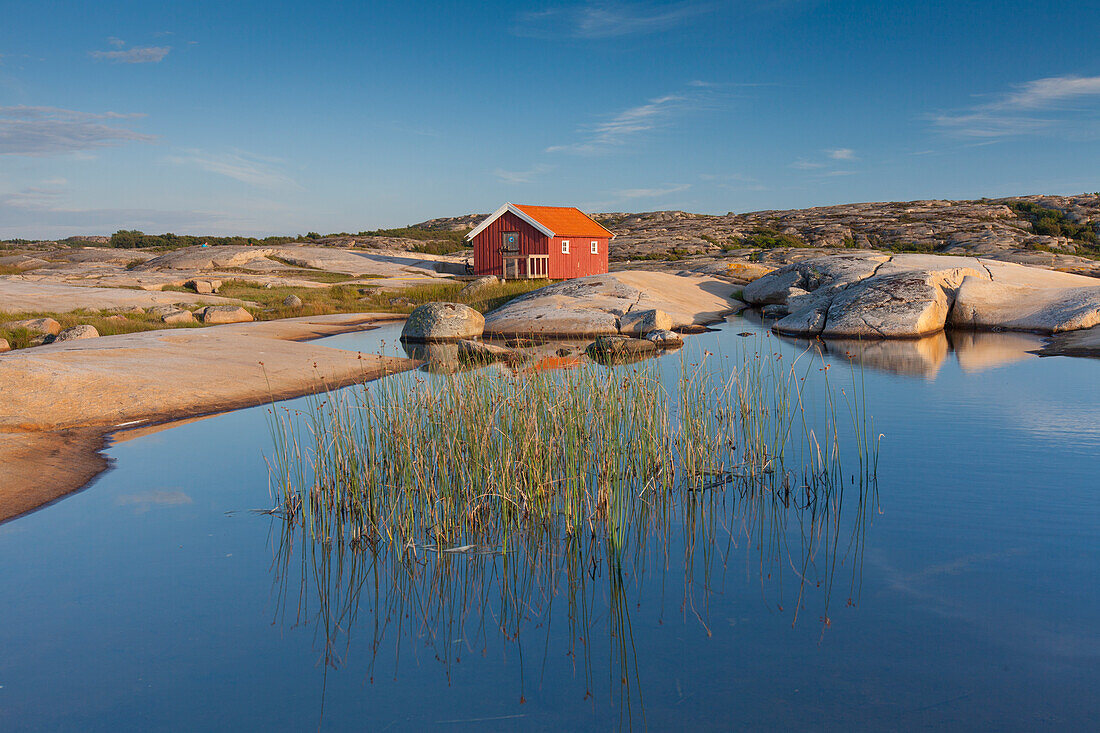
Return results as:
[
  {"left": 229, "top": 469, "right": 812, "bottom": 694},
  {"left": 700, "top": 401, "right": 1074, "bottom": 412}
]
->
[{"left": 2, "top": 317, "right": 1098, "bottom": 731}]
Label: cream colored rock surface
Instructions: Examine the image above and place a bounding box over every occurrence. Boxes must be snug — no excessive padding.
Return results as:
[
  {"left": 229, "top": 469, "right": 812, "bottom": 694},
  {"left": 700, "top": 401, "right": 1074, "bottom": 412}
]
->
[
  {"left": 2, "top": 317, "right": 61, "bottom": 335},
  {"left": 53, "top": 325, "right": 99, "bottom": 342},
  {"left": 0, "top": 313, "right": 414, "bottom": 522},
  {"left": 0, "top": 313, "right": 413, "bottom": 432},
  {"left": 401, "top": 302, "right": 485, "bottom": 341},
  {"left": 745, "top": 253, "right": 1100, "bottom": 338},
  {"left": 949, "top": 278, "right": 1100, "bottom": 333},
  {"left": 484, "top": 271, "right": 742, "bottom": 337},
  {"left": 0, "top": 278, "right": 248, "bottom": 314},
  {"left": 199, "top": 305, "right": 254, "bottom": 324}
]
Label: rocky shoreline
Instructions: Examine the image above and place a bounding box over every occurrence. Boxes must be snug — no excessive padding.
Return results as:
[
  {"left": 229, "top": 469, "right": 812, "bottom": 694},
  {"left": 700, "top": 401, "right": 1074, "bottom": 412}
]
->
[
  {"left": 740, "top": 253, "right": 1100, "bottom": 339},
  {"left": 0, "top": 314, "right": 416, "bottom": 523}
]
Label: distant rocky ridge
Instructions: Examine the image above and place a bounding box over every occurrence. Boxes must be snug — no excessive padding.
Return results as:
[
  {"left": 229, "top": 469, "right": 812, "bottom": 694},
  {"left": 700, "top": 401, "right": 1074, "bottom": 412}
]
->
[
  {"left": 414, "top": 194, "right": 1100, "bottom": 276},
  {"left": 8, "top": 194, "right": 1099, "bottom": 276}
]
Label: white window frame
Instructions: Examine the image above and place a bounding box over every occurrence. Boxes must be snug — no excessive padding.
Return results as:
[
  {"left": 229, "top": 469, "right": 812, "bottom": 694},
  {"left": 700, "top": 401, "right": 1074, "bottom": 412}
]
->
[
  {"left": 591, "top": 240, "right": 599, "bottom": 254},
  {"left": 561, "top": 239, "right": 570, "bottom": 254}
]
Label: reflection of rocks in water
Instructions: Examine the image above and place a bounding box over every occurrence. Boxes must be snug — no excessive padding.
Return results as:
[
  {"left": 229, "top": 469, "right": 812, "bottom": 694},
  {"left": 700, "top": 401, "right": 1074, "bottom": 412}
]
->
[
  {"left": 400, "top": 341, "right": 470, "bottom": 374},
  {"left": 816, "top": 332, "right": 949, "bottom": 378},
  {"left": 777, "top": 328, "right": 1048, "bottom": 378},
  {"left": 949, "top": 331, "right": 1044, "bottom": 373}
]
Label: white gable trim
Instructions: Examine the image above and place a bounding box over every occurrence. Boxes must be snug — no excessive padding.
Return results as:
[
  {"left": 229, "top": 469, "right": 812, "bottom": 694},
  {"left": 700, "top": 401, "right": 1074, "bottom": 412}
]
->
[{"left": 465, "top": 203, "right": 556, "bottom": 240}]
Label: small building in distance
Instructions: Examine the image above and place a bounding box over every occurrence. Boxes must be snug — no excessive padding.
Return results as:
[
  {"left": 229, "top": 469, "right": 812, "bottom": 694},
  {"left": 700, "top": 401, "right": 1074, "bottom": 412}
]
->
[{"left": 466, "top": 203, "right": 613, "bottom": 280}]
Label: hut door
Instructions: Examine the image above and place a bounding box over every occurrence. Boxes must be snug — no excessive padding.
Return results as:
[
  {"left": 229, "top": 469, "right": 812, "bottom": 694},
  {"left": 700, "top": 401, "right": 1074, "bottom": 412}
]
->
[{"left": 502, "top": 232, "right": 519, "bottom": 254}]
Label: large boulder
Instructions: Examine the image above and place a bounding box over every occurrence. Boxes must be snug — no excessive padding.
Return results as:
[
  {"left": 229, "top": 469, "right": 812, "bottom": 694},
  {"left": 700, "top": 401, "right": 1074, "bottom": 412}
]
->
[
  {"left": 198, "top": 306, "right": 254, "bottom": 325},
  {"left": 186, "top": 279, "right": 220, "bottom": 295},
  {"left": 458, "top": 276, "right": 499, "bottom": 298},
  {"left": 161, "top": 309, "right": 195, "bottom": 324},
  {"left": 619, "top": 308, "right": 672, "bottom": 337},
  {"left": 147, "top": 304, "right": 186, "bottom": 318},
  {"left": 282, "top": 294, "right": 303, "bottom": 308},
  {"left": 0, "top": 338, "right": 9, "bottom": 353},
  {"left": 400, "top": 302, "right": 485, "bottom": 341},
  {"left": 53, "top": 325, "right": 100, "bottom": 342},
  {"left": 2, "top": 317, "right": 61, "bottom": 336}
]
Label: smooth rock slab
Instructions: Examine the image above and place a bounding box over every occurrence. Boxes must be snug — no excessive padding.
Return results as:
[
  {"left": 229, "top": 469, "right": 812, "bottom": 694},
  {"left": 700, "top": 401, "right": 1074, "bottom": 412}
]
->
[
  {"left": 819, "top": 272, "right": 955, "bottom": 338},
  {"left": 53, "top": 325, "right": 100, "bottom": 342},
  {"left": 949, "top": 278, "right": 1100, "bottom": 333},
  {"left": 401, "top": 302, "right": 484, "bottom": 341},
  {"left": 746, "top": 253, "right": 1100, "bottom": 339},
  {"left": 484, "top": 271, "right": 740, "bottom": 338}
]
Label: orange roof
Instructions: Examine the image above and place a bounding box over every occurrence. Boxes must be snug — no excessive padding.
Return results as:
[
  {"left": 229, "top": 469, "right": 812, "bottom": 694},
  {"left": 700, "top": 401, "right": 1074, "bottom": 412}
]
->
[{"left": 512, "top": 204, "right": 614, "bottom": 238}]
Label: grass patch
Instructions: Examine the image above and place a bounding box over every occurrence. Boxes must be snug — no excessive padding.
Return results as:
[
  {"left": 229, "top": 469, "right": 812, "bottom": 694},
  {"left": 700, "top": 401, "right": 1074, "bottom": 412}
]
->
[
  {"left": 205, "top": 277, "right": 547, "bottom": 321},
  {"left": 0, "top": 309, "right": 202, "bottom": 350},
  {"left": 741, "top": 227, "right": 809, "bottom": 248},
  {"left": 1, "top": 278, "right": 548, "bottom": 350}
]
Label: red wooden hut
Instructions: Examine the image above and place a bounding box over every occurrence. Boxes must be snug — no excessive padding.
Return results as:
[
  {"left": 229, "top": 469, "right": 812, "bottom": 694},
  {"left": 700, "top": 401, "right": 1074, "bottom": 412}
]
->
[{"left": 466, "top": 203, "right": 613, "bottom": 280}]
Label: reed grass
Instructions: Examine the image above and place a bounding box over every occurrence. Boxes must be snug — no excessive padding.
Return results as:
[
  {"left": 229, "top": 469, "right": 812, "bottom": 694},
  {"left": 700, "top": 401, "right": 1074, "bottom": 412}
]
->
[
  {"left": 266, "top": 344, "right": 880, "bottom": 718},
  {"left": 268, "top": 347, "right": 879, "bottom": 559}
]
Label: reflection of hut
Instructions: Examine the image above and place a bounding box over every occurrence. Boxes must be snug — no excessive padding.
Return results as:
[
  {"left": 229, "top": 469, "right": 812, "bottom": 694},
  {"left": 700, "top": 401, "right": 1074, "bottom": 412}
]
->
[
  {"left": 466, "top": 204, "right": 613, "bottom": 281},
  {"left": 522, "top": 354, "right": 586, "bottom": 373}
]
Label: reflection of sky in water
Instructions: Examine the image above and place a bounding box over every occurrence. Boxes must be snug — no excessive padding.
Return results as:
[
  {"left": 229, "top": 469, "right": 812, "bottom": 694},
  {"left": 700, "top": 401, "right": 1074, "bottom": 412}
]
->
[{"left": 0, "top": 315, "right": 1097, "bottom": 729}]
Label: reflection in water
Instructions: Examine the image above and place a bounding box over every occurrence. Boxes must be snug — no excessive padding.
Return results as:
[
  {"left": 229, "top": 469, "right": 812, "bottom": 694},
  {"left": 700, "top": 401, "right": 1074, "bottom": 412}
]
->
[
  {"left": 949, "top": 331, "right": 1043, "bottom": 373},
  {"left": 266, "top": 346, "right": 881, "bottom": 726},
  {"left": 816, "top": 332, "right": 950, "bottom": 378},
  {"left": 270, "top": 470, "right": 877, "bottom": 727},
  {"left": 774, "top": 328, "right": 1044, "bottom": 378}
]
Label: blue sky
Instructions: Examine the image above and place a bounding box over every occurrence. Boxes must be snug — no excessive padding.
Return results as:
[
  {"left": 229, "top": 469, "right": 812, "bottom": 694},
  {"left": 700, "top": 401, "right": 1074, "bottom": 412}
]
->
[{"left": 1, "top": 0, "right": 1099, "bottom": 238}]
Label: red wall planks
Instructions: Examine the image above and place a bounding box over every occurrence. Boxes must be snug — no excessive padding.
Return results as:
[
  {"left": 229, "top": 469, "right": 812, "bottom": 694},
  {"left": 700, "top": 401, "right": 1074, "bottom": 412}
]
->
[
  {"left": 548, "top": 235, "right": 608, "bottom": 279},
  {"left": 471, "top": 211, "right": 547, "bottom": 277}
]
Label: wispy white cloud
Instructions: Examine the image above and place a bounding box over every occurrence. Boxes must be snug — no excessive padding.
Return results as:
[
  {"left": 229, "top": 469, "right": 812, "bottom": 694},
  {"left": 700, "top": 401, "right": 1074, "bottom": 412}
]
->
[
  {"left": 996, "top": 75, "right": 1100, "bottom": 110},
  {"left": 932, "top": 74, "right": 1100, "bottom": 138},
  {"left": 493, "top": 164, "right": 554, "bottom": 184},
  {"left": 547, "top": 93, "right": 693, "bottom": 155},
  {"left": 0, "top": 105, "right": 153, "bottom": 156},
  {"left": 790, "top": 159, "right": 824, "bottom": 170},
  {"left": 165, "top": 149, "right": 300, "bottom": 189},
  {"left": 515, "top": 1, "right": 714, "bottom": 39},
  {"left": 91, "top": 38, "right": 171, "bottom": 64},
  {"left": 0, "top": 186, "right": 66, "bottom": 210},
  {"left": 826, "top": 147, "right": 855, "bottom": 160}
]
